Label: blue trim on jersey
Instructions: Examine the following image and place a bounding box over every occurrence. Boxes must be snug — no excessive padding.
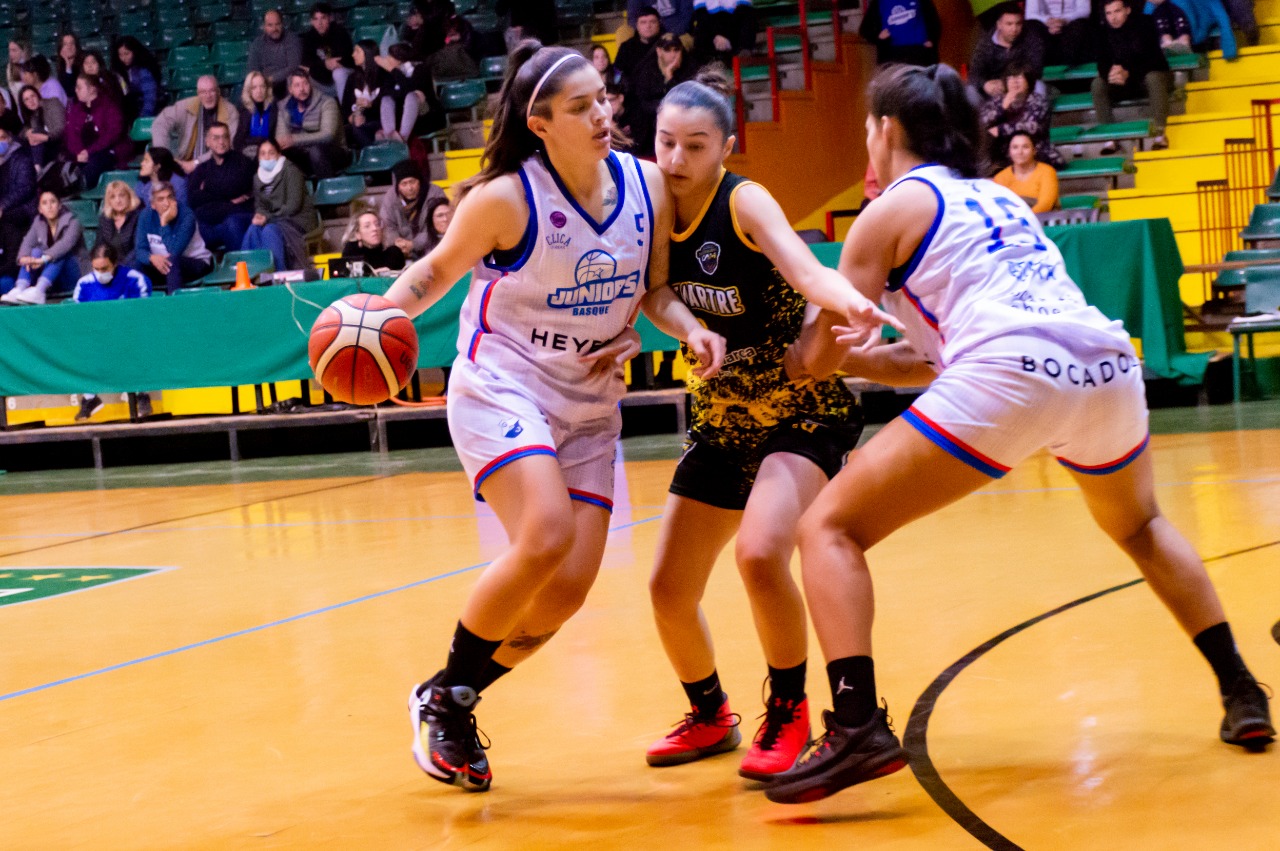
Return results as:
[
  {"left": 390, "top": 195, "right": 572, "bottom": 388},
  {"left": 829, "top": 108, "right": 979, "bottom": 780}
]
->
[
  {"left": 466, "top": 329, "right": 483, "bottom": 361},
  {"left": 633, "top": 155, "right": 655, "bottom": 290},
  {"left": 483, "top": 167, "right": 539, "bottom": 272},
  {"left": 902, "top": 408, "right": 1009, "bottom": 479},
  {"left": 901, "top": 282, "right": 940, "bottom": 329},
  {"left": 886, "top": 174, "right": 944, "bottom": 293},
  {"left": 568, "top": 489, "right": 614, "bottom": 512},
  {"left": 1057, "top": 435, "right": 1149, "bottom": 476},
  {"left": 541, "top": 150, "right": 626, "bottom": 236},
  {"left": 474, "top": 445, "right": 558, "bottom": 493}
]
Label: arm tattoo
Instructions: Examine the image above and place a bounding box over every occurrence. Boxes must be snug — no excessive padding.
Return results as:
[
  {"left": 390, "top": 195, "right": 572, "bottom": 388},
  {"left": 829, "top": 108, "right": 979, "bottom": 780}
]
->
[
  {"left": 409, "top": 283, "right": 427, "bottom": 300},
  {"left": 603, "top": 187, "right": 618, "bottom": 212},
  {"left": 504, "top": 630, "right": 558, "bottom": 651}
]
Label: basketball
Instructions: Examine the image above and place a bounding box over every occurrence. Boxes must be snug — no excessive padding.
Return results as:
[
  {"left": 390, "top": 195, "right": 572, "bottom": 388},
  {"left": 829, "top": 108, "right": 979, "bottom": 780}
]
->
[{"left": 309, "top": 294, "right": 419, "bottom": 405}]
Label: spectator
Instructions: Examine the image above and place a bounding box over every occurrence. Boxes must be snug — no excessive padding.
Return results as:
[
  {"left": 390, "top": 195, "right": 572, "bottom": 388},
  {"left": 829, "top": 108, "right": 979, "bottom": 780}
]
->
[
  {"left": 859, "top": 0, "right": 941, "bottom": 66},
  {"left": 1222, "top": 0, "right": 1260, "bottom": 46},
  {"left": 188, "top": 122, "right": 255, "bottom": 253},
  {"left": 301, "top": 2, "right": 355, "bottom": 102},
  {"left": 377, "top": 159, "right": 446, "bottom": 260},
  {"left": 615, "top": 6, "right": 663, "bottom": 84},
  {"left": 1, "top": 191, "right": 87, "bottom": 305},
  {"left": 279, "top": 69, "right": 349, "bottom": 177},
  {"left": 67, "top": 75, "right": 130, "bottom": 191},
  {"left": 497, "top": 0, "right": 559, "bottom": 46},
  {"left": 1023, "top": 0, "right": 1094, "bottom": 66},
  {"left": 979, "top": 64, "right": 1065, "bottom": 170},
  {"left": 1148, "top": 0, "right": 1193, "bottom": 53},
  {"left": 77, "top": 51, "right": 126, "bottom": 106},
  {"left": 6, "top": 40, "right": 30, "bottom": 104},
  {"left": 691, "top": 0, "right": 756, "bottom": 67},
  {"left": 137, "top": 147, "right": 189, "bottom": 208},
  {"left": 112, "top": 37, "right": 163, "bottom": 119},
  {"left": 376, "top": 44, "right": 443, "bottom": 143},
  {"left": 19, "top": 56, "right": 68, "bottom": 107},
  {"left": 56, "top": 34, "right": 81, "bottom": 96},
  {"left": 606, "top": 81, "right": 633, "bottom": 142},
  {"left": 73, "top": 243, "right": 153, "bottom": 421},
  {"left": 343, "top": 40, "right": 387, "bottom": 150},
  {"left": 135, "top": 181, "right": 213, "bottom": 294},
  {"left": 94, "top": 180, "right": 143, "bottom": 260},
  {"left": 342, "top": 211, "right": 406, "bottom": 274},
  {"left": 152, "top": 76, "right": 240, "bottom": 174},
  {"left": 248, "top": 10, "right": 305, "bottom": 102},
  {"left": 235, "top": 72, "right": 280, "bottom": 158},
  {"left": 241, "top": 137, "right": 317, "bottom": 272},
  {"left": 629, "top": 0, "right": 695, "bottom": 38},
  {"left": 0, "top": 125, "right": 37, "bottom": 291},
  {"left": 425, "top": 195, "right": 452, "bottom": 248},
  {"left": 428, "top": 18, "right": 480, "bottom": 81},
  {"left": 970, "top": 3, "right": 1044, "bottom": 100},
  {"left": 404, "top": 1, "right": 475, "bottom": 59},
  {"left": 631, "top": 32, "right": 697, "bottom": 157},
  {"left": 590, "top": 45, "right": 622, "bottom": 86},
  {"left": 18, "top": 85, "right": 65, "bottom": 167},
  {"left": 1093, "top": 0, "right": 1170, "bottom": 151},
  {"left": 399, "top": 7, "right": 433, "bottom": 57},
  {"left": 992, "top": 131, "right": 1061, "bottom": 212}
]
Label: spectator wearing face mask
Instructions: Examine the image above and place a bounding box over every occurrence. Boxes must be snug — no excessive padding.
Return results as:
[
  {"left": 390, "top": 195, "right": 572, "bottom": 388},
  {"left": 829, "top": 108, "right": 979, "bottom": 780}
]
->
[
  {"left": 241, "top": 137, "right": 317, "bottom": 272},
  {"left": 72, "top": 242, "right": 154, "bottom": 422}
]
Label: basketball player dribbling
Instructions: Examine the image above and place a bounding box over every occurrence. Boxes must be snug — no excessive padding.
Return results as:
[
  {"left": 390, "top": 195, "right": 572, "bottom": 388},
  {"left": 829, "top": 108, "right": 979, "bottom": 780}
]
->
[
  {"left": 384, "top": 41, "right": 726, "bottom": 792},
  {"left": 764, "top": 63, "right": 1273, "bottom": 804},
  {"left": 642, "top": 72, "right": 899, "bottom": 781}
]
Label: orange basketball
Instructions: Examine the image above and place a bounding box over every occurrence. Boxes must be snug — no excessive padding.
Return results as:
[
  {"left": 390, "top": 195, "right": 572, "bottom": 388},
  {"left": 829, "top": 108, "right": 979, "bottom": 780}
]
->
[{"left": 309, "top": 294, "right": 419, "bottom": 405}]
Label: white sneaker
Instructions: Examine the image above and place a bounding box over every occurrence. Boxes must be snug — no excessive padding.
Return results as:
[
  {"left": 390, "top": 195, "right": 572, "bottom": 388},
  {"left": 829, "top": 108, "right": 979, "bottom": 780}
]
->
[
  {"left": 0, "top": 288, "right": 24, "bottom": 304},
  {"left": 15, "top": 287, "right": 47, "bottom": 305}
]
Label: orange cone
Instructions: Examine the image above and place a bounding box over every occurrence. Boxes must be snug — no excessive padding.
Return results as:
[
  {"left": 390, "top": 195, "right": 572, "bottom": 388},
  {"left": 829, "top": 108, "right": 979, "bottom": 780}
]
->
[{"left": 231, "top": 261, "right": 256, "bottom": 290}]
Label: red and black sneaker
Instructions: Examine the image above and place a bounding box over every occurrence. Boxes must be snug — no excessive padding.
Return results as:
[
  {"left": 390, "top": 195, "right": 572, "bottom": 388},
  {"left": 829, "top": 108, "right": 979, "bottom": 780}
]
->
[
  {"left": 1220, "top": 675, "right": 1275, "bottom": 749},
  {"left": 739, "top": 696, "right": 811, "bottom": 781},
  {"left": 646, "top": 697, "right": 742, "bottom": 767},
  {"left": 409, "top": 676, "right": 493, "bottom": 791},
  {"left": 764, "top": 704, "right": 907, "bottom": 805}
]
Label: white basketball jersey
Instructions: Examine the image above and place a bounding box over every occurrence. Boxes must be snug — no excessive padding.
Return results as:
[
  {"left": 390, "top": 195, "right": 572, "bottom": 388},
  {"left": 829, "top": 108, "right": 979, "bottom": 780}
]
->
[
  {"left": 456, "top": 150, "right": 654, "bottom": 416},
  {"left": 879, "top": 165, "right": 1133, "bottom": 370}
]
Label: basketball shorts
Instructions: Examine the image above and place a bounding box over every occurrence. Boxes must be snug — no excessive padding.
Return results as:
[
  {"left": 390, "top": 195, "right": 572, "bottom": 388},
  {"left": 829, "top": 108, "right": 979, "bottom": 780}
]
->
[
  {"left": 446, "top": 358, "right": 620, "bottom": 511},
  {"left": 670, "top": 415, "right": 863, "bottom": 511},
  {"left": 904, "top": 333, "right": 1149, "bottom": 479}
]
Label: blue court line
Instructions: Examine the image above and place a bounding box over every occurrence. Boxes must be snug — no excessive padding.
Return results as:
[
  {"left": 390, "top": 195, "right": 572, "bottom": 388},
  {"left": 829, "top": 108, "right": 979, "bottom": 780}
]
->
[{"left": 0, "top": 514, "right": 662, "bottom": 704}]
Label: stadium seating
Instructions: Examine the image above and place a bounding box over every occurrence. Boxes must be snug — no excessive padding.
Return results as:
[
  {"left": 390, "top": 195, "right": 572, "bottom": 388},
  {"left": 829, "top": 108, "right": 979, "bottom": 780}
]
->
[
  {"left": 197, "top": 250, "right": 277, "bottom": 287},
  {"left": 1241, "top": 204, "right": 1280, "bottom": 244},
  {"left": 80, "top": 170, "right": 140, "bottom": 201}
]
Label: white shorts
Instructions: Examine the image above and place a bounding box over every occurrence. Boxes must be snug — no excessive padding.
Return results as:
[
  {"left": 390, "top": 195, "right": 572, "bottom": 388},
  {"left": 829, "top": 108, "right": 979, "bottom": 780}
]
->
[
  {"left": 446, "top": 357, "right": 620, "bottom": 511},
  {"left": 904, "top": 334, "right": 1149, "bottom": 478}
]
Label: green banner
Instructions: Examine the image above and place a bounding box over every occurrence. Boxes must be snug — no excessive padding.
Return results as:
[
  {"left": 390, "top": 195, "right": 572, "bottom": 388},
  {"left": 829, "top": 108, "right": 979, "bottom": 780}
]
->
[{"left": 0, "top": 567, "right": 163, "bottom": 607}]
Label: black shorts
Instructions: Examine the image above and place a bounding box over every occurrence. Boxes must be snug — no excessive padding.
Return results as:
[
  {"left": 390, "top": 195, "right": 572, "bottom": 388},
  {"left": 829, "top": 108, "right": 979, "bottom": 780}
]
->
[{"left": 669, "top": 415, "right": 863, "bottom": 511}]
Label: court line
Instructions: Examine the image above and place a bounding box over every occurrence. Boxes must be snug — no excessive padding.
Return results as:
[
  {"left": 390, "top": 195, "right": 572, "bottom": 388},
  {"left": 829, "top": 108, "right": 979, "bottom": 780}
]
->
[
  {"left": 0, "top": 514, "right": 662, "bottom": 704},
  {"left": 903, "top": 537, "right": 1280, "bottom": 850}
]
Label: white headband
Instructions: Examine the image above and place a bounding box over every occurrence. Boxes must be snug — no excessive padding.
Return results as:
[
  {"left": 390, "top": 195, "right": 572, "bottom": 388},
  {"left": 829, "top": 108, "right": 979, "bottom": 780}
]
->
[{"left": 526, "top": 54, "right": 580, "bottom": 121}]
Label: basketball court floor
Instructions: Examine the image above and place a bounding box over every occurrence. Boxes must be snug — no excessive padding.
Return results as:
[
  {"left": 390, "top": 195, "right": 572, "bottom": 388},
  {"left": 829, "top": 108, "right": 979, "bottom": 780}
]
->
[{"left": 2, "top": 402, "right": 1278, "bottom": 849}]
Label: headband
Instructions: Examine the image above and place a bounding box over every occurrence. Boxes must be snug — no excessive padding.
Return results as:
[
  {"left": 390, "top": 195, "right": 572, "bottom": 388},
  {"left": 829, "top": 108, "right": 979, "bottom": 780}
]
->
[{"left": 526, "top": 54, "right": 580, "bottom": 121}]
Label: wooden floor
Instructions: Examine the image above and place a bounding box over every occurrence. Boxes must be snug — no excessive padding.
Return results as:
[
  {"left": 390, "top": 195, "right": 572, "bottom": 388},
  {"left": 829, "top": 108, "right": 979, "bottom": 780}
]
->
[{"left": 1, "top": 408, "right": 1278, "bottom": 849}]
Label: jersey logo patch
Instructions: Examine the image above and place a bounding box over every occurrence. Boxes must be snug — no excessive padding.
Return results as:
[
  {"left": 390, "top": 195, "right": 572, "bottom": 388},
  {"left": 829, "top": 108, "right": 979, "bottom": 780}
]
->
[
  {"left": 673, "top": 281, "right": 744, "bottom": 316},
  {"left": 545, "top": 232, "right": 572, "bottom": 250},
  {"left": 696, "top": 241, "right": 721, "bottom": 275},
  {"left": 550, "top": 211, "right": 568, "bottom": 228},
  {"left": 546, "top": 250, "right": 640, "bottom": 314},
  {"left": 500, "top": 419, "right": 524, "bottom": 438}
]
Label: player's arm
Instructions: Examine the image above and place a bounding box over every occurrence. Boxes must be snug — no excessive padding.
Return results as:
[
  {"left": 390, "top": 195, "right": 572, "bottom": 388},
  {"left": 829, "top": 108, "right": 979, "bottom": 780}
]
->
[
  {"left": 836, "top": 336, "right": 937, "bottom": 387},
  {"left": 634, "top": 161, "right": 725, "bottom": 378},
  {"left": 383, "top": 176, "right": 525, "bottom": 319}
]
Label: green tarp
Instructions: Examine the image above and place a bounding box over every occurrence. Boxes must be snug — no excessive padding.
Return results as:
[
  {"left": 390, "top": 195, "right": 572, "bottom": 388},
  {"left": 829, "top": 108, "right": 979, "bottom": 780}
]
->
[{"left": 0, "top": 218, "right": 1206, "bottom": 397}]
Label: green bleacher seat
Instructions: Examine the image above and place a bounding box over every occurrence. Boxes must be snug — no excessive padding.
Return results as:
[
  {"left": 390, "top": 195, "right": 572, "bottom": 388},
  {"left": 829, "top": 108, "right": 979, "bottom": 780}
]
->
[
  {"left": 1167, "top": 52, "right": 1204, "bottom": 73},
  {"left": 1052, "top": 91, "right": 1147, "bottom": 114},
  {"left": 1051, "top": 120, "right": 1153, "bottom": 145},
  {"left": 772, "top": 35, "right": 803, "bottom": 53},
  {"left": 170, "top": 44, "right": 211, "bottom": 67},
  {"left": 65, "top": 199, "right": 99, "bottom": 230},
  {"left": 345, "top": 141, "right": 410, "bottom": 175},
  {"left": 210, "top": 20, "right": 246, "bottom": 42},
  {"left": 739, "top": 65, "right": 771, "bottom": 83},
  {"left": 80, "top": 170, "right": 139, "bottom": 201},
  {"left": 440, "top": 79, "right": 487, "bottom": 121},
  {"left": 1240, "top": 204, "right": 1280, "bottom": 242},
  {"left": 313, "top": 175, "right": 367, "bottom": 207},
  {"left": 1059, "top": 193, "right": 1102, "bottom": 210},
  {"left": 345, "top": 5, "right": 389, "bottom": 27},
  {"left": 198, "top": 250, "right": 276, "bottom": 286},
  {"left": 1268, "top": 167, "right": 1280, "bottom": 201},
  {"left": 353, "top": 23, "right": 393, "bottom": 43},
  {"left": 130, "top": 116, "right": 155, "bottom": 143},
  {"left": 480, "top": 54, "right": 507, "bottom": 82},
  {"left": 1057, "top": 156, "right": 1129, "bottom": 187},
  {"left": 212, "top": 41, "right": 251, "bottom": 69}
]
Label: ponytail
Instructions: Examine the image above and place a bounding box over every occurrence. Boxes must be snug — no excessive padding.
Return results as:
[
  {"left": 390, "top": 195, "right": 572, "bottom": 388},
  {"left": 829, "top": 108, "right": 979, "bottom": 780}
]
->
[
  {"left": 459, "top": 41, "right": 590, "bottom": 200},
  {"left": 868, "top": 63, "right": 982, "bottom": 178}
]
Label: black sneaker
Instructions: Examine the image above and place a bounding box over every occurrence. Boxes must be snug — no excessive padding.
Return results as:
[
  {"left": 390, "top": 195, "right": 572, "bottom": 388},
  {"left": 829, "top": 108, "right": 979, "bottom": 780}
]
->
[
  {"left": 75, "top": 395, "right": 103, "bottom": 421},
  {"left": 409, "top": 676, "right": 492, "bottom": 791},
  {"left": 1220, "top": 675, "right": 1275, "bottom": 749},
  {"left": 136, "top": 394, "right": 153, "bottom": 418},
  {"left": 764, "top": 706, "right": 907, "bottom": 804}
]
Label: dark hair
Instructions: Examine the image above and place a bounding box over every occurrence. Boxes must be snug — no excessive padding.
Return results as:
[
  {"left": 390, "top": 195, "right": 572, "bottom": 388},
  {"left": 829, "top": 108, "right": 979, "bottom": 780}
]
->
[
  {"left": 1007, "top": 130, "right": 1038, "bottom": 151},
  {"left": 634, "top": 5, "right": 660, "bottom": 21},
  {"left": 287, "top": 67, "right": 312, "bottom": 86},
  {"left": 659, "top": 66, "right": 735, "bottom": 140},
  {"left": 1003, "top": 61, "right": 1039, "bottom": 88},
  {"left": 22, "top": 54, "right": 52, "bottom": 83},
  {"left": 354, "top": 38, "right": 381, "bottom": 75},
  {"left": 426, "top": 195, "right": 452, "bottom": 236},
  {"left": 258, "top": 137, "right": 285, "bottom": 157},
  {"left": 388, "top": 42, "right": 415, "bottom": 63},
  {"left": 74, "top": 73, "right": 102, "bottom": 96},
  {"left": 605, "top": 80, "right": 626, "bottom": 97},
  {"left": 206, "top": 120, "right": 231, "bottom": 137},
  {"left": 18, "top": 83, "right": 41, "bottom": 106},
  {"left": 147, "top": 147, "right": 179, "bottom": 181},
  {"left": 868, "top": 63, "right": 981, "bottom": 178},
  {"left": 112, "top": 36, "right": 162, "bottom": 83},
  {"left": 91, "top": 242, "right": 119, "bottom": 264},
  {"left": 76, "top": 48, "right": 110, "bottom": 76},
  {"left": 655, "top": 32, "right": 684, "bottom": 51},
  {"left": 310, "top": 2, "right": 333, "bottom": 16},
  {"left": 460, "top": 40, "right": 592, "bottom": 199},
  {"left": 993, "top": 1, "right": 1023, "bottom": 20}
]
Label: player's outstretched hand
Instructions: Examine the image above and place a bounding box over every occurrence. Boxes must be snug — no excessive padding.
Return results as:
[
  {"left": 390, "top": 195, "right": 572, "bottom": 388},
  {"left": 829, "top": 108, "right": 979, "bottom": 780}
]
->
[
  {"left": 844, "top": 292, "right": 904, "bottom": 337},
  {"left": 581, "top": 326, "right": 642, "bottom": 377},
  {"left": 686, "top": 327, "right": 726, "bottom": 379}
]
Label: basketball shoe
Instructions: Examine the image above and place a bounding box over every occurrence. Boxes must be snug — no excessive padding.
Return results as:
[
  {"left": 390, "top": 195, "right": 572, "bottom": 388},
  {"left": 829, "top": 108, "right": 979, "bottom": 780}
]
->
[
  {"left": 764, "top": 705, "right": 907, "bottom": 804},
  {"left": 646, "top": 697, "right": 742, "bottom": 766},
  {"left": 739, "top": 696, "right": 810, "bottom": 781},
  {"left": 1220, "top": 675, "right": 1275, "bottom": 748},
  {"left": 409, "top": 676, "right": 492, "bottom": 791}
]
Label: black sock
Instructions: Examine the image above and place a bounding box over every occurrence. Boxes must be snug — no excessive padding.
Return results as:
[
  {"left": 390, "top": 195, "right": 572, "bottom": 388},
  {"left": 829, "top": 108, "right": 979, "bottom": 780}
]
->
[
  {"left": 681, "top": 670, "right": 725, "bottom": 718},
  {"left": 441, "top": 621, "right": 503, "bottom": 691},
  {"left": 474, "top": 660, "right": 513, "bottom": 693},
  {"left": 1193, "top": 622, "right": 1250, "bottom": 693},
  {"left": 827, "top": 656, "right": 877, "bottom": 727},
  {"left": 768, "top": 661, "right": 807, "bottom": 703}
]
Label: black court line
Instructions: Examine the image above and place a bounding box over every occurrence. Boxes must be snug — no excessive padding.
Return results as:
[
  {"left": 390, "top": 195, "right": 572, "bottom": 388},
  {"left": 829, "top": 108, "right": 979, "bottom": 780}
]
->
[
  {"left": 904, "top": 538, "right": 1280, "bottom": 850},
  {"left": 0, "top": 476, "right": 386, "bottom": 561}
]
